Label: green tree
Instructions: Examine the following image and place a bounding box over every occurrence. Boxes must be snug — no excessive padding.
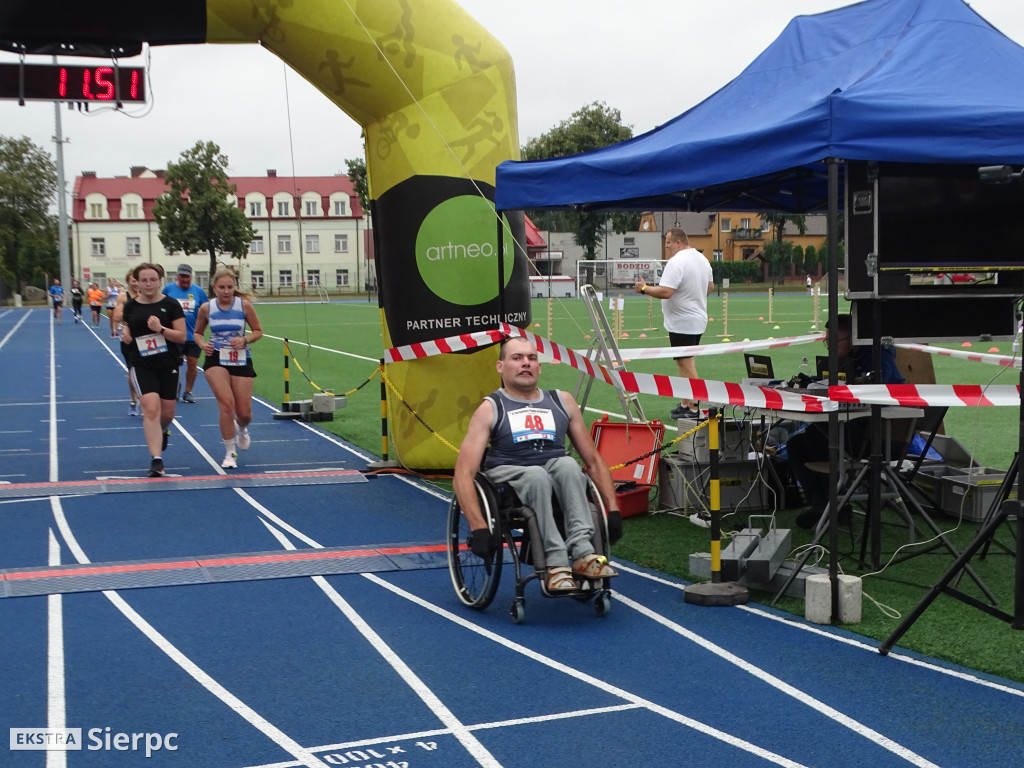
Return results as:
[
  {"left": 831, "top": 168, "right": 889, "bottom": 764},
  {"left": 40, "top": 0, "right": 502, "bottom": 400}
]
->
[
  {"left": 521, "top": 102, "right": 638, "bottom": 257},
  {"left": 153, "top": 141, "right": 255, "bottom": 278},
  {"left": 345, "top": 156, "right": 369, "bottom": 214},
  {"left": 792, "top": 244, "right": 805, "bottom": 273},
  {"left": 804, "top": 244, "right": 818, "bottom": 274},
  {"left": 0, "top": 136, "right": 58, "bottom": 292}
]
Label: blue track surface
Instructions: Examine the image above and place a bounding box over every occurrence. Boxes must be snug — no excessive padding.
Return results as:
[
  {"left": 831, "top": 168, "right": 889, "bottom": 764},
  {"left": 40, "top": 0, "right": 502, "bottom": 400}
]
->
[{"left": 2, "top": 306, "right": 1023, "bottom": 768}]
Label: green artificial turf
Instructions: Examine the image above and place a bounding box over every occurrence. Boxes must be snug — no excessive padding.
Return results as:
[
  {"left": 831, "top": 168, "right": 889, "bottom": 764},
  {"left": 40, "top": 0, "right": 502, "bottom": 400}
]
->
[{"left": 246, "top": 292, "right": 1024, "bottom": 683}]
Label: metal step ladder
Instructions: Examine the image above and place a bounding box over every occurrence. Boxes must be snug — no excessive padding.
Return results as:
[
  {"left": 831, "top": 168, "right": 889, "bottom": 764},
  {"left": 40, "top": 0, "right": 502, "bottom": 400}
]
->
[{"left": 575, "top": 284, "right": 646, "bottom": 423}]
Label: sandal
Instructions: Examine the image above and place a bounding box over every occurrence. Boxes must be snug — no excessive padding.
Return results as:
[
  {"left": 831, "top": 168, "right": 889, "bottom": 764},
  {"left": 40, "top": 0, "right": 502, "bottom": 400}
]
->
[
  {"left": 546, "top": 566, "right": 577, "bottom": 592},
  {"left": 572, "top": 554, "right": 618, "bottom": 579}
]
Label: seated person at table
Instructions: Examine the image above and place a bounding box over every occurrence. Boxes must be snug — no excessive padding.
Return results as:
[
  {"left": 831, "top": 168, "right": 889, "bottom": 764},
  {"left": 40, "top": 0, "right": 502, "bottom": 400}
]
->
[
  {"left": 453, "top": 335, "right": 623, "bottom": 592},
  {"left": 786, "top": 314, "right": 905, "bottom": 529}
]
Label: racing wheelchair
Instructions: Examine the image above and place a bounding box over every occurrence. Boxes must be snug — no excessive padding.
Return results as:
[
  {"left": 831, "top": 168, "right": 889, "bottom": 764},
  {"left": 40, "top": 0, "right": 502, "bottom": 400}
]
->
[{"left": 446, "top": 471, "right": 618, "bottom": 623}]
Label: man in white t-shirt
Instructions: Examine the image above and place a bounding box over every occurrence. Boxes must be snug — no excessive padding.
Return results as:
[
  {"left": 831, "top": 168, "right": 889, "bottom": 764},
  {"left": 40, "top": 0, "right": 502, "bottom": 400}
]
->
[{"left": 634, "top": 228, "right": 714, "bottom": 420}]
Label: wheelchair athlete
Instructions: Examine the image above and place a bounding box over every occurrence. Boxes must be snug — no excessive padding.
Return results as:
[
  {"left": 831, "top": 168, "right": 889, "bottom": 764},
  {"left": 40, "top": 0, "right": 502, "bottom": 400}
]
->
[{"left": 454, "top": 335, "right": 623, "bottom": 593}]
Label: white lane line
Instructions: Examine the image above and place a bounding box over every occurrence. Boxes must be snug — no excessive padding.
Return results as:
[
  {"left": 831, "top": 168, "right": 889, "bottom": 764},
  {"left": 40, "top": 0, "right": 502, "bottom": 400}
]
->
[
  {"left": 613, "top": 561, "right": 1024, "bottom": 699},
  {"left": 46, "top": 527, "right": 67, "bottom": 768},
  {"left": 49, "top": 497, "right": 332, "bottom": 768},
  {"left": 0, "top": 308, "right": 31, "bottom": 351},
  {"left": 261, "top": 334, "right": 377, "bottom": 363},
  {"left": 257, "top": 518, "right": 503, "bottom": 768},
  {"left": 241, "top": 704, "right": 644, "bottom": 768},
  {"left": 614, "top": 591, "right": 940, "bottom": 768},
  {"left": 361, "top": 573, "right": 811, "bottom": 768},
  {"left": 49, "top": 313, "right": 60, "bottom": 483}
]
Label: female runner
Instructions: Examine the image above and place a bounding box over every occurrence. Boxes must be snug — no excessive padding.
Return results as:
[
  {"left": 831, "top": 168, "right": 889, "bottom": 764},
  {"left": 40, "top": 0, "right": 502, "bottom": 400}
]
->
[{"left": 194, "top": 268, "right": 263, "bottom": 468}]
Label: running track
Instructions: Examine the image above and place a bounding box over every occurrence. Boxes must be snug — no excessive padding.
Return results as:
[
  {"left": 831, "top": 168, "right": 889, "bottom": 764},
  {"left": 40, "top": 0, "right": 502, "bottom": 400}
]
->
[{"left": 1, "top": 306, "right": 1022, "bottom": 768}]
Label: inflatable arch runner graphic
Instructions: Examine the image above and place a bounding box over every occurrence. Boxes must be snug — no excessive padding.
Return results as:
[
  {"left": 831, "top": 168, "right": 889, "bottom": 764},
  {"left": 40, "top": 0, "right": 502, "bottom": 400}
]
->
[{"left": 3, "top": 0, "right": 530, "bottom": 469}]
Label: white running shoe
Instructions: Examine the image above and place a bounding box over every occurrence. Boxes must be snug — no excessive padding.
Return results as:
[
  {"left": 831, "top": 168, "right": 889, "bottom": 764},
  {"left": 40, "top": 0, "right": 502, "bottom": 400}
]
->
[
  {"left": 236, "top": 427, "right": 251, "bottom": 451},
  {"left": 221, "top": 453, "right": 238, "bottom": 469}
]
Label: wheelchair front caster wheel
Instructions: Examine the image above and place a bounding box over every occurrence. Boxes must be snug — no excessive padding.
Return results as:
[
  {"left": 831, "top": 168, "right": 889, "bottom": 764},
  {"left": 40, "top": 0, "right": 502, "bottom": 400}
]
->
[
  {"left": 510, "top": 598, "right": 526, "bottom": 624},
  {"left": 595, "top": 591, "right": 611, "bottom": 616}
]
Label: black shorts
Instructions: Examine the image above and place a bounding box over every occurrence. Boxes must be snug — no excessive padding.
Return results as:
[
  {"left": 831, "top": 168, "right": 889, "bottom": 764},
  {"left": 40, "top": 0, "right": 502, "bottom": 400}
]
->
[
  {"left": 668, "top": 331, "right": 702, "bottom": 360},
  {"left": 51, "top": 298, "right": 62, "bottom": 307},
  {"left": 131, "top": 364, "right": 180, "bottom": 400},
  {"left": 203, "top": 351, "right": 257, "bottom": 378},
  {"left": 181, "top": 340, "right": 202, "bottom": 359}
]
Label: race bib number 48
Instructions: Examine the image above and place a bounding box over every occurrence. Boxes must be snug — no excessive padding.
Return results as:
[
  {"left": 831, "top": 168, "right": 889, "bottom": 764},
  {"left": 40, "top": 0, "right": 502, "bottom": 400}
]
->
[{"left": 508, "top": 407, "right": 556, "bottom": 443}]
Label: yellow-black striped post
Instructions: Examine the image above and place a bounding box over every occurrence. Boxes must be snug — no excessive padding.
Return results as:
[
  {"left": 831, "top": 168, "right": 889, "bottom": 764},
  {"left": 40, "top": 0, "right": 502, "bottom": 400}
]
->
[
  {"left": 379, "top": 358, "right": 390, "bottom": 461},
  {"left": 283, "top": 338, "right": 291, "bottom": 404},
  {"left": 684, "top": 407, "right": 749, "bottom": 606},
  {"left": 708, "top": 409, "right": 722, "bottom": 582}
]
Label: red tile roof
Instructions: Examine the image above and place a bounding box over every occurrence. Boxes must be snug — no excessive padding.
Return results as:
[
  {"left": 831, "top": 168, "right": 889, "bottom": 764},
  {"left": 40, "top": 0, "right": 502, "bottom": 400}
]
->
[{"left": 72, "top": 171, "right": 362, "bottom": 221}]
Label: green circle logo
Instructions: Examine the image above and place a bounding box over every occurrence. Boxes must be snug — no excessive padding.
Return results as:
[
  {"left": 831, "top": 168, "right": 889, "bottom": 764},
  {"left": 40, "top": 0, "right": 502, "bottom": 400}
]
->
[{"left": 416, "top": 195, "right": 513, "bottom": 305}]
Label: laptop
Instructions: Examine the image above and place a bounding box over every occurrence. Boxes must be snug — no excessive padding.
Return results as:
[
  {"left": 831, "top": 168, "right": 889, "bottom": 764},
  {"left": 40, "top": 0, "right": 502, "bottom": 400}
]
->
[{"left": 744, "top": 353, "right": 775, "bottom": 380}]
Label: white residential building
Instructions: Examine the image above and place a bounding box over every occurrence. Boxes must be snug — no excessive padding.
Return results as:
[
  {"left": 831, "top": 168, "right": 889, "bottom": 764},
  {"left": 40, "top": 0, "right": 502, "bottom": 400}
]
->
[{"left": 72, "top": 168, "right": 374, "bottom": 295}]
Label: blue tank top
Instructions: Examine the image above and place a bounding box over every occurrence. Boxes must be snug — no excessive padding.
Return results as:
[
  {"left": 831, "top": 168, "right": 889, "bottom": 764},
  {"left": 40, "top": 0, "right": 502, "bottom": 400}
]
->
[
  {"left": 482, "top": 388, "right": 570, "bottom": 469},
  {"left": 208, "top": 296, "right": 249, "bottom": 359}
]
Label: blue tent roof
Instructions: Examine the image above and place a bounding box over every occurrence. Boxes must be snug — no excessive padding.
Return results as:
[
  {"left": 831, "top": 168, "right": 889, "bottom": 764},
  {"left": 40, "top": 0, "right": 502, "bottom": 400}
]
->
[{"left": 495, "top": 0, "right": 1024, "bottom": 212}]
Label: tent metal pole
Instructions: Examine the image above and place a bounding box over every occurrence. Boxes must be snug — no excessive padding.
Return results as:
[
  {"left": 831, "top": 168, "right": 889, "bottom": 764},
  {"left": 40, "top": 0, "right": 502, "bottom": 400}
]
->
[{"left": 826, "top": 158, "right": 841, "bottom": 621}]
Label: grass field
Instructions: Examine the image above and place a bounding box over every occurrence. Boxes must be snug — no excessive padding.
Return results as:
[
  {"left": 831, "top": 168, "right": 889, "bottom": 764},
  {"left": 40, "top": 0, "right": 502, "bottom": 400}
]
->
[{"left": 244, "top": 293, "right": 1024, "bottom": 683}]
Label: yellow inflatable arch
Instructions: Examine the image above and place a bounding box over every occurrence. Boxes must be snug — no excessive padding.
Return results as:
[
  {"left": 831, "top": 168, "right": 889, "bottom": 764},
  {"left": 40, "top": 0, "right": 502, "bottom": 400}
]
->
[{"left": 3, "top": 0, "right": 530, "bottom": 469}]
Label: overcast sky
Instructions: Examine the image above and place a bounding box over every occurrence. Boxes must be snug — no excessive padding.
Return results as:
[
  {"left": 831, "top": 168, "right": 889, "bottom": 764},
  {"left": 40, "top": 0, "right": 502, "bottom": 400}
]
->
[{"left": 1, "top": 0, "right": 1022, "bottom": 186}]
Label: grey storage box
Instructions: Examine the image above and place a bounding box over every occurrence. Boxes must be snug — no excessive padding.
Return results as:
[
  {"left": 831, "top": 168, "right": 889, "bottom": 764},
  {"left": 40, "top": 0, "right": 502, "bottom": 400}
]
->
[{"left": 939, "top": 468, "right": 1013, "bottom": 522}]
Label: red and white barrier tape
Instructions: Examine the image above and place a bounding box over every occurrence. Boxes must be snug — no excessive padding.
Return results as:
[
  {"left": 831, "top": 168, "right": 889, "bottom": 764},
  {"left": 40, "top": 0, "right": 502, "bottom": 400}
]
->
[
  {"left": 604, "top": 333, "right": 826, "bottom": 361},
  {"left": 830, "top": 384, "right": 1021, "bottom": 407},
  {"left": 385, "top": 327, "right": 1020, "bottom": 409},
  {"left": 385, "top": 329, "right": 506, "bottom": 363},
  {"left": 894, "top": 342, "right": 1021, "bottom": 369},
  {"left": 385, "top": 325, "right": 833, "bottom": 412}
]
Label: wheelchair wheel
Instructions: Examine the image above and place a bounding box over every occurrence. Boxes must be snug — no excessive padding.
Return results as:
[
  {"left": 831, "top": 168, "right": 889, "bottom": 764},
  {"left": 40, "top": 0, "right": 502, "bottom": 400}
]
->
[{"left": 447, "top": 477, "right": 503, "bottom": 610}]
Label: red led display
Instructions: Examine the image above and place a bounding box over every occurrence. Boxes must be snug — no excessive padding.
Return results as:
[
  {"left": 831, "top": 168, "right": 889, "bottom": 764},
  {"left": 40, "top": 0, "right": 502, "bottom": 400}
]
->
[{"left": 0, "top": 63, "right": 146, "bottom": 103}]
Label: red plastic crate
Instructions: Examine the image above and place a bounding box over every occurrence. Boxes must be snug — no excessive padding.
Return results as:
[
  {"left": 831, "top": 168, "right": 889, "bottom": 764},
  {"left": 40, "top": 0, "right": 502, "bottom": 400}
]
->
[{"left": 590, "top": 416, "right": 665, "bottom": 518}]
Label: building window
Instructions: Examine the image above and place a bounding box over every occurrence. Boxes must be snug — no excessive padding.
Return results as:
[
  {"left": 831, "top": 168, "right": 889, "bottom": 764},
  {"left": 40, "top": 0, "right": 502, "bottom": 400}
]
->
[
  {"left": 251, "top": 270, "right": 265, "bottom": 289},
  {"left": 719, "top": 217, "right": 731, "bottom": 232},
  {"left": 306, "top": 269, "right": 321, "bottom": 286},
  {"left": 741, "top": 218, "right": 751, "bottom": 230},
  {"left": 88, "top": 202, "right": 103, "bottom": 218},
  {"left": 91, "top": 238, "right": 106, "bottom": 257},
  {"left": 277, "top": 235, "right": 291, "bottom": 253},
  {"left": 761, "top": 219, "right": 770, "bottom": 232},
  {"left": 249, "top": 201, "right": 262, "bottom": 216},
  {"left": 305, "top": 234, "right": 320, "bottom": 253},
  {"left": 92, "top": 272, "right": 106, "bottom": 286},
  {"left": 124, "top": 203, "right": 140, "bottom": 218},
  {"left": 277, "top": 201, "right": 291, "bottom": 216},
  {"left": 336, "top": 269, "right": 349, "bottom": 287},
  {"left": 249, "top": 237, "right": 264, "bottom": 254},
  {"left": 334, "top": 234, "right": 348, "bottom": 253},
  {"left": 279, "top": 270, "right": 293, "bottom": 288},
  {"left": 713, "top": 249, "right": 723, "bottom": 262},
  {"left": 333, "top": 199, "right": 347, "bottom": 216},
  {"left": 126, "top": 237, "right": 141, "bottom": 256},
  {"left": 623, "top": 236, "right": 636, "bottom": 245},
  {"left": 195, "top": 271, "right": 209, "bottom": 289},
  {"left": 305, "top": 200, "right": 319, "bottom": 216}
]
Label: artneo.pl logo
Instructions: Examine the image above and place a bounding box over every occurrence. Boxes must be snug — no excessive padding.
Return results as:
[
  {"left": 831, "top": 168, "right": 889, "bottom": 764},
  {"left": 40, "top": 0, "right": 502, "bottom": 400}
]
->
[
  {"left": 415, "top": 195, "right": 513, "bottom": 305},
  {"left": 10, "top": 727, "right": 178, "bottom": 757}
]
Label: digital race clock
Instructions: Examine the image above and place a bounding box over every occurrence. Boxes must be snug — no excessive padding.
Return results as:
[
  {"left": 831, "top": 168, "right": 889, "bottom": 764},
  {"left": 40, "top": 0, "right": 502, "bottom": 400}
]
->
[{"left": 0, "top": 63, "right": 146, "bottom": 103}]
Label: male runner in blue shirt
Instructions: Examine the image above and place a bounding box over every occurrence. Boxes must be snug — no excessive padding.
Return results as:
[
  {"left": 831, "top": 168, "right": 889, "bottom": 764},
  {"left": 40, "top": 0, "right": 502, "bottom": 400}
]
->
[{"left": 162, "top": 264, "right": 209, "bottom": 403}]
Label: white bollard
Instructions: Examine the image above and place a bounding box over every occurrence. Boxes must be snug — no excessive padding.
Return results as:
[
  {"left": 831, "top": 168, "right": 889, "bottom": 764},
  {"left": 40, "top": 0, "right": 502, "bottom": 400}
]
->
[{"left": 804, "top": 574, "right": 863, "bottom": 625}]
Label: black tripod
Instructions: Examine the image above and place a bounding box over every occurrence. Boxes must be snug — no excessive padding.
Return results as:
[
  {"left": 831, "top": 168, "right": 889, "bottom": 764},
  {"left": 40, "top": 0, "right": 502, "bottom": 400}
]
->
[{"left": 880, "top": 364, "right": 1024, "bottom": 654}]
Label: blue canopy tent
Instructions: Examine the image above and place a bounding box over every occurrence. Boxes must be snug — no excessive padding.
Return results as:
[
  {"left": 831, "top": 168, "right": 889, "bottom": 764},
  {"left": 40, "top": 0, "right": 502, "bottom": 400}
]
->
[
  {"left": 494, "top": 0, "right": 1024, "bottom": 622},
  {"left": 495, "top": 0, "right": 1024, "bottom": 213}
]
